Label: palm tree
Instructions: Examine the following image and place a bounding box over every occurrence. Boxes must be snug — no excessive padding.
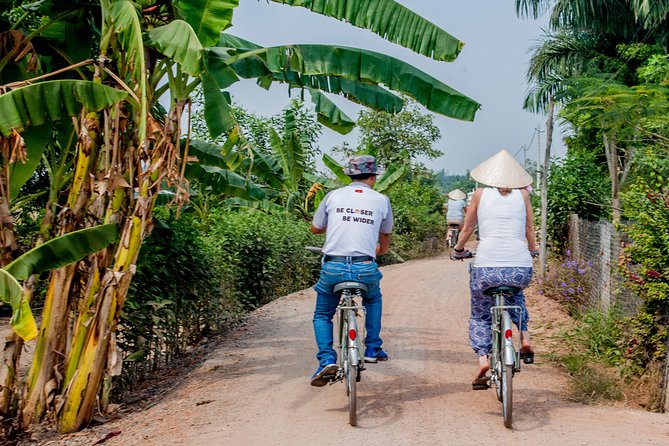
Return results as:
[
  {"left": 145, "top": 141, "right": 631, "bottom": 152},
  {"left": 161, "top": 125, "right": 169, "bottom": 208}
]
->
[{"left": 0, "top": 0, "right": 480, "bottom": 433}]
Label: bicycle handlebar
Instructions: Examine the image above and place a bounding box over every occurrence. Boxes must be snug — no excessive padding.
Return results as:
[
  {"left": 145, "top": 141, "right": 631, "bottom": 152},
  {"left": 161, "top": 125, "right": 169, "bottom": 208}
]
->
[
  {"left": 305, "top": 246, "right": 323, "bottom": 254},
  {"left": 450, "top": 250, "right": 474, "bottom": 260}
]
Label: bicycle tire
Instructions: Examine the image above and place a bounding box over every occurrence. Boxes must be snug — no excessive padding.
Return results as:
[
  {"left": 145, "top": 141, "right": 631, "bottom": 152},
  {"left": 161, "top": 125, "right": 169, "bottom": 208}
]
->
[
  {"left": 342, "top": 319, "right": 350, "bottom": 396},
  {"left": 501, "top": 362, "right": 513, "bottom": 428},
  {"left": 348, "top": 360, "right": 357, "bottom": 426},
  {"left": 494, "top": 332, "right": 503, "bottom": 402}
]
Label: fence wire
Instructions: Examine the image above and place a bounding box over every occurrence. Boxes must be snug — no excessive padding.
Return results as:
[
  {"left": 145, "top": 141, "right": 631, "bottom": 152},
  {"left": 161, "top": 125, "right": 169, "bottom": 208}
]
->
[{"left": 568, "top": 214, "right": 641, "bottom": 316}]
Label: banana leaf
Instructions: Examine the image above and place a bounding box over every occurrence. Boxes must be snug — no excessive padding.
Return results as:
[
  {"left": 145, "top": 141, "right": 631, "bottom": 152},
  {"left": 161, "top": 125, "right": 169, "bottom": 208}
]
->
[
  {"left": 375, "top": 163, "right": 408, "bottom": 193},
  {"left": 0, "top": 269, "right": 36, "bottom": 340},
  {"left": 9, "top": 124, "right": 52, "bottom": 199},
  {"left": 322, "top": 153, "right": 351, "bottom": 184},
  {"left": 264, "top": 44, "right": 480, "bottom": 121},
  {"left": 186, "top": 138, "right": 244, "bottom": 171},
  {"left": 201, "top": 72, "right": 237, "bottom": 139},
  {"left": 4, "top": 223, "right": 120, "bottom": 281},
  {"left": 270, "top": 0, "right": 463, "bottom": 62},
  {"left": 210, "top": 39, "right": 404, "bottom": 113},
  {"left": 0, "top": 80, "right": 127, "bottom": 135},
  {"left": 208, "top": 43, "right": 480, "bottom": 121},
  {"left": 174, "top": 0, "right": 239, "bottom": 47},
  {"left": 146, "top": 20, "right": 204, "bottom": 76},
  {"left": 184, "top": 163, "right": 266, "bottom": 200},
  {"left": 106, "top": 0, "right": 148, "bottom": 144},
  {"left": 308, "top": 89, "right": 355, "bottom": 134}
]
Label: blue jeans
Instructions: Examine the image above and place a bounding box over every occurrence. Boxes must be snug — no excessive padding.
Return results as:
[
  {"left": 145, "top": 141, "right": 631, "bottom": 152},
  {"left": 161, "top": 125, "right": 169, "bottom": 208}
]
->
[{"left": 313, "top": 260, "right": 383, "bottom": 367}]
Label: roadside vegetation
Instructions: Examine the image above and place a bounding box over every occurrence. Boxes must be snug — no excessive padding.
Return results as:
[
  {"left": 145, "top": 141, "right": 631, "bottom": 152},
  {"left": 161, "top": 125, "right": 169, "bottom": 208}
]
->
[
  {"left": 518, "top": 0, "right": 669, "bottom": 410},
  {"left": 0, "top": 0, "right": 478, "bottom": 440}
]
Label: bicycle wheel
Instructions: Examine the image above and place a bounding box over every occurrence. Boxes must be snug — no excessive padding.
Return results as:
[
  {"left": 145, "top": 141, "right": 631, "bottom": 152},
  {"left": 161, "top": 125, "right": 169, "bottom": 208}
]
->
[
  {"left": 341, "top": 320, "right": 350, "bottom": 396},
  {"left": 494, "top": 334, "right": 503, "bottom": 402},
  {"left": 501, "top": 363, "right": 513, "bottom": 428},
  {"left": 347, "top": 356, "right": 358, "bottom": 426}
]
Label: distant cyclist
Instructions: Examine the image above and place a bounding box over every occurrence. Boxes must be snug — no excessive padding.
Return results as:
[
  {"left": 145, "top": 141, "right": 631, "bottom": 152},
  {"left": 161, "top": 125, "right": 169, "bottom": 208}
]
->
[
  {"left": 444, "top": 188, "right": 468, "bottom": 230},
  {"left": 452, "top": 150, "right": 537, "bottom": 389},
  {"left": 309, "top": 155, "right": 393, "bottom": 387}
]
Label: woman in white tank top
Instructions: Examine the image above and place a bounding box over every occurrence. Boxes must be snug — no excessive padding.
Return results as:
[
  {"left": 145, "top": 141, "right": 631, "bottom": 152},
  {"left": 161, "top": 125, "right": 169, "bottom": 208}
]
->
[{"left": 453, "top": 150, "right": 538, "bottom": 389}]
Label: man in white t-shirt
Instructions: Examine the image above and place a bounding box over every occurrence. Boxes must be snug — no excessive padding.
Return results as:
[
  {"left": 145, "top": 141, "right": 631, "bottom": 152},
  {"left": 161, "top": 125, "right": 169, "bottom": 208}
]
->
[{"left": 309, "top": 155, "right": 394, "bottom": 387}]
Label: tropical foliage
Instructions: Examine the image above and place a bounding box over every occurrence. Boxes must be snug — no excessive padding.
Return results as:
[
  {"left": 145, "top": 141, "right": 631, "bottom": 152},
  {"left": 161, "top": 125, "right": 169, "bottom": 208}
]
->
[
  {"left": 517, "top": 0, "right": 669, "bottom": 408},
  {"left": 0, "top": 0, "right": 479, "bottom": 433}
]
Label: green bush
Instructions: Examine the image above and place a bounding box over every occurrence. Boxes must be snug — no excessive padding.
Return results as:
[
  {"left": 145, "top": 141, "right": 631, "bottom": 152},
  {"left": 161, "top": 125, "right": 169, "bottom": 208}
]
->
[
  {"left": 119, "top": 211, "right": 231, "bottom": 383},
  {"left": 546, "top": 147, "right": 610, "bottom": 248},
  {"left": 619, "top": 184, "right": 669, "bottom": 373},
  {"left": 202, "top": 207, "right": 322, "bottom": 309},
  {"left": 387, "top": 176, "right": 447, "bottom": 259}
]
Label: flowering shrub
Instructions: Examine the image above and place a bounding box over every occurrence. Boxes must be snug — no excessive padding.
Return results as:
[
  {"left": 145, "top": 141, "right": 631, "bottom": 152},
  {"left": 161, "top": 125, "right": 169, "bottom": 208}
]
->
[
  {"left": 538, "top": 250, "right": 594, "bottom": 315},
  {"left": 618, "top": 185, "right": 669, "bottom": 375}
]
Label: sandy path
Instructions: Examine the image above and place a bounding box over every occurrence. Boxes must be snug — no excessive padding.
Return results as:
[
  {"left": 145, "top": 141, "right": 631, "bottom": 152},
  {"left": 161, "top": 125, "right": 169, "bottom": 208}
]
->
[{"left": 48, "top": 255, "right": 669, "bottom": 446}]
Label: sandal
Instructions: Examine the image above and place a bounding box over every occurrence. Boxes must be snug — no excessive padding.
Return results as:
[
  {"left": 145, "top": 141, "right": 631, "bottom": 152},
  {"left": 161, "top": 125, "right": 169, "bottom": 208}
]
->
[
  {"left": 472, "top": 376, "right": 490, "bottom": 391},
  {"left": 520, "top": 348, "right": 535, "bottom": 364}
]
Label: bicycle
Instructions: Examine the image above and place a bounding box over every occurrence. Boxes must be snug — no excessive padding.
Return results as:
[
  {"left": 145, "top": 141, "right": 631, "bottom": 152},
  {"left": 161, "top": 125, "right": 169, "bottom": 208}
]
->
[
  {"left": 446, "top": 223, "right": 460, "bottom": 249},
  {"left": 306, "top": 247, "right": 367, "bottom": 426},
  {"left": 451, "top": 250, "right": 525, "bottom": 429}
]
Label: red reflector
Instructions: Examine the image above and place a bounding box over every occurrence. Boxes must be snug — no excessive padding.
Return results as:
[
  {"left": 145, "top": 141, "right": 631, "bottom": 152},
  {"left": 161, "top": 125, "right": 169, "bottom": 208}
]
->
[
  {"left": 348, "top": 329, "right": 357, "bottom": 341},
  {"left": 355, "top": 189, "right": 363, "bottom": 193},
  {"left": 505, "top": 329, "right": 513, "bottom": 339}
]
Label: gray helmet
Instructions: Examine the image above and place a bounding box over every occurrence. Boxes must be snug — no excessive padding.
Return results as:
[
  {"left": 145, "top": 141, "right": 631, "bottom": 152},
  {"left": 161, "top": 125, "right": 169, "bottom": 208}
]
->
[{"left": 343, "top": 155, "right": 378, "bottom": 176}]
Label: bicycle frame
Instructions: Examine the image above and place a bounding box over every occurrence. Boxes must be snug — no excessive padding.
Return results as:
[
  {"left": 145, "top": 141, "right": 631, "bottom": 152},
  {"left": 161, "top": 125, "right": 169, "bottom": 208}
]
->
[
  {"left": 490, "top": 295, "right": 522, "bottom": 371},
  {"left": 335, "top": 290, "right": 366, "bottom": 371},
  {"left": 489, "top": 291, "right": 522, "bottom": 428}
]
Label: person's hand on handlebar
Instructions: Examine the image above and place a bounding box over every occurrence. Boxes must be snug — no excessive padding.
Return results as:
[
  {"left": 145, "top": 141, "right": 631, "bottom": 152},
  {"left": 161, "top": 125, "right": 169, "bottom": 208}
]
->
[
  {"left": 529, "top": 249, "right": 540, "bottom": 258},
  {"left": 451, "top": 246, "right": 472, "bottom": 260}
]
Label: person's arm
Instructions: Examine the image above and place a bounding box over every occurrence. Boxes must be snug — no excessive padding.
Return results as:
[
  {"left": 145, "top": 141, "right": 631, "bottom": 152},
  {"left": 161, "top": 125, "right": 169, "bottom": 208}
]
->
[
  {"left": 454, "top": 189, "right": 481, "bottom": 251},
  {"left": 377, "top": 196, "right": 394, "bottom": 256},
  {"left": 310, "top": 225, "right": 326, "bottom": 235},
  {"left": 521, "top": 188, "right": 538, "bottom": 251},
  {"left": 310, "top": 192, "right": 330, "bottom": 234},
  {"left": 377, "top": 233, "right": 391, "bottom": 256}
]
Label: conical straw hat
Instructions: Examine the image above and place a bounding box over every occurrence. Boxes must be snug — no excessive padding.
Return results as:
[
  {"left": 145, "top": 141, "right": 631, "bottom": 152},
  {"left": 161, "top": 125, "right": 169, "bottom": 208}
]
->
[
  {"left": 470, "top": 149, "right": 533, "bottom": 188},
  {"left": 447, "top": 189, "right": 466, "bottom": 200}
]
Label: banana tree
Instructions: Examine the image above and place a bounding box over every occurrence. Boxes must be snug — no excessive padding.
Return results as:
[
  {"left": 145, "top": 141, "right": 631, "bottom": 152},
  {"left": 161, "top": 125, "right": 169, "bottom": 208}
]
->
[
  {"left": 0, "top": 0, "right": 479, "bottom": 434},
  {"left": 322, "top": 153, "right": 409, "bottom": 194}
]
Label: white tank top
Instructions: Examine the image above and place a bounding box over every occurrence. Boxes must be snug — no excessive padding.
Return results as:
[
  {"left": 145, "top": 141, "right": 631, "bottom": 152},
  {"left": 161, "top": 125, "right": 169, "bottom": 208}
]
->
[{"left": 474, "top": 188, "right": 532, "bottom": 267}]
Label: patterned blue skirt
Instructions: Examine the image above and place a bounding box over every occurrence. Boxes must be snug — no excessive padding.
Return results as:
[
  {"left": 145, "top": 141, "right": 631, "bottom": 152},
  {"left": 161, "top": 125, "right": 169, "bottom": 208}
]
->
[{"left": 468, "top": 265, "right": 533, "bottom": 356}]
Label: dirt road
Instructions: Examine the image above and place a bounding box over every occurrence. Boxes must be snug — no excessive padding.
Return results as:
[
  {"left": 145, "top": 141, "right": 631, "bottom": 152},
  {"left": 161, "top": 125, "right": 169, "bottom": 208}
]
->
[{"left": 50, "top": 255, "right": 669, "bottom": 445}]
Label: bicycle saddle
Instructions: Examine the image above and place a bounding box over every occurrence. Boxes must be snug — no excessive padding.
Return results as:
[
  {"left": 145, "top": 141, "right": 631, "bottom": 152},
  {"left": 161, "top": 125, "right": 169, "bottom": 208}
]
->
[
  {"left": 483, "top": 285, "right": 520, "bottom": 297},
  {"left": 333, "top": 281, "right": 368, "bottom": 295}
]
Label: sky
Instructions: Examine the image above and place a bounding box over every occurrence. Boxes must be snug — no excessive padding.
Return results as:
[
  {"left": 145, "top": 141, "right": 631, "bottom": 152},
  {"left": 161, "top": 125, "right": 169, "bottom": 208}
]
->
[{"left": 225, "top": 0, "right": 567, "bottom": 174}]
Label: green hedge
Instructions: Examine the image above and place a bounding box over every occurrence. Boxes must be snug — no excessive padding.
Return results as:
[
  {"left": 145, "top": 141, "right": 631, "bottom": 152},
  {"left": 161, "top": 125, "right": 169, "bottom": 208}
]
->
[
  {"left": 202, "top": 208, "right": 322, "bottom": 310},
  {"left": 117, "top": 208, "right": 323, "bottom": 385}
]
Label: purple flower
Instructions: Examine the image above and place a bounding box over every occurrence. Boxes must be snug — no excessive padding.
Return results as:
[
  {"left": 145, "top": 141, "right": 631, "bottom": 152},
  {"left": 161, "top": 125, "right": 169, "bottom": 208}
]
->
[
  {"left": 577, "top": 287, "right": 583, "bottom": 292},
  {"left": 578, "top": 269, "right": 586, "bottom": 275},
  {"left": 562, "top": 291, "right": 567, "bottom": 295},
  {"left": 568, "top": 287, "right": 575, "bottom": 293},
  {"left": 587, "top": 261, "right": 593, "bottom": 267},
  {"left": 560, "top": 263, "right": 566, "bottom": 268},
  {"left": 538, "top": 290, "right": 544, "bottom": 295},
  {"left": 570, "top": 260, "right": 577, "bottom": 267},
  {"left": 566, "top": 249, "right": 571, "bottom": 256},
  {"left": 561, "top": 282, "right": 567, "bottom": 287},
  {"left": 569, "top": 278, "right": 575, "bottom": 283}
]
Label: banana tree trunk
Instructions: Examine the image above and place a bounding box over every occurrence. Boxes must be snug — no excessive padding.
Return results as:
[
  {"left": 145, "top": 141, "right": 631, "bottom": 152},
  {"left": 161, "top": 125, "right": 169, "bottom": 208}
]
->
[
  {"left": 21, "top": 113, "right": 101, "bottom": 427},
  {"left": 56, "top": 104, "right": 183, "bottom": 433}
]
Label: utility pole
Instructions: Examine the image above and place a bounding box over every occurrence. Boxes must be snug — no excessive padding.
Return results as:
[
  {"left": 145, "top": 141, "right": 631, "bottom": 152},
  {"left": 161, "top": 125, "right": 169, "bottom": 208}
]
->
[
  {"left": 539, "top": 97, "right": 555, "bottom": 279},
  {"left": 535, "top": 125, "right": 544, "bottom": 188}
]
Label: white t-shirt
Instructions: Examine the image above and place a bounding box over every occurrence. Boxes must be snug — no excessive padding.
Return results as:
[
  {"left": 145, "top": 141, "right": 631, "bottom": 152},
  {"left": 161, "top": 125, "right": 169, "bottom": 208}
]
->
[
  {"left": 312, "top": 182, "right": 393, "bottom": 258},
  {"left": 474, "top": 188, "right": 532, "bottom": 267},
  {"left": 446, "top": 199, "right": 466, "bottom": 220}
]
